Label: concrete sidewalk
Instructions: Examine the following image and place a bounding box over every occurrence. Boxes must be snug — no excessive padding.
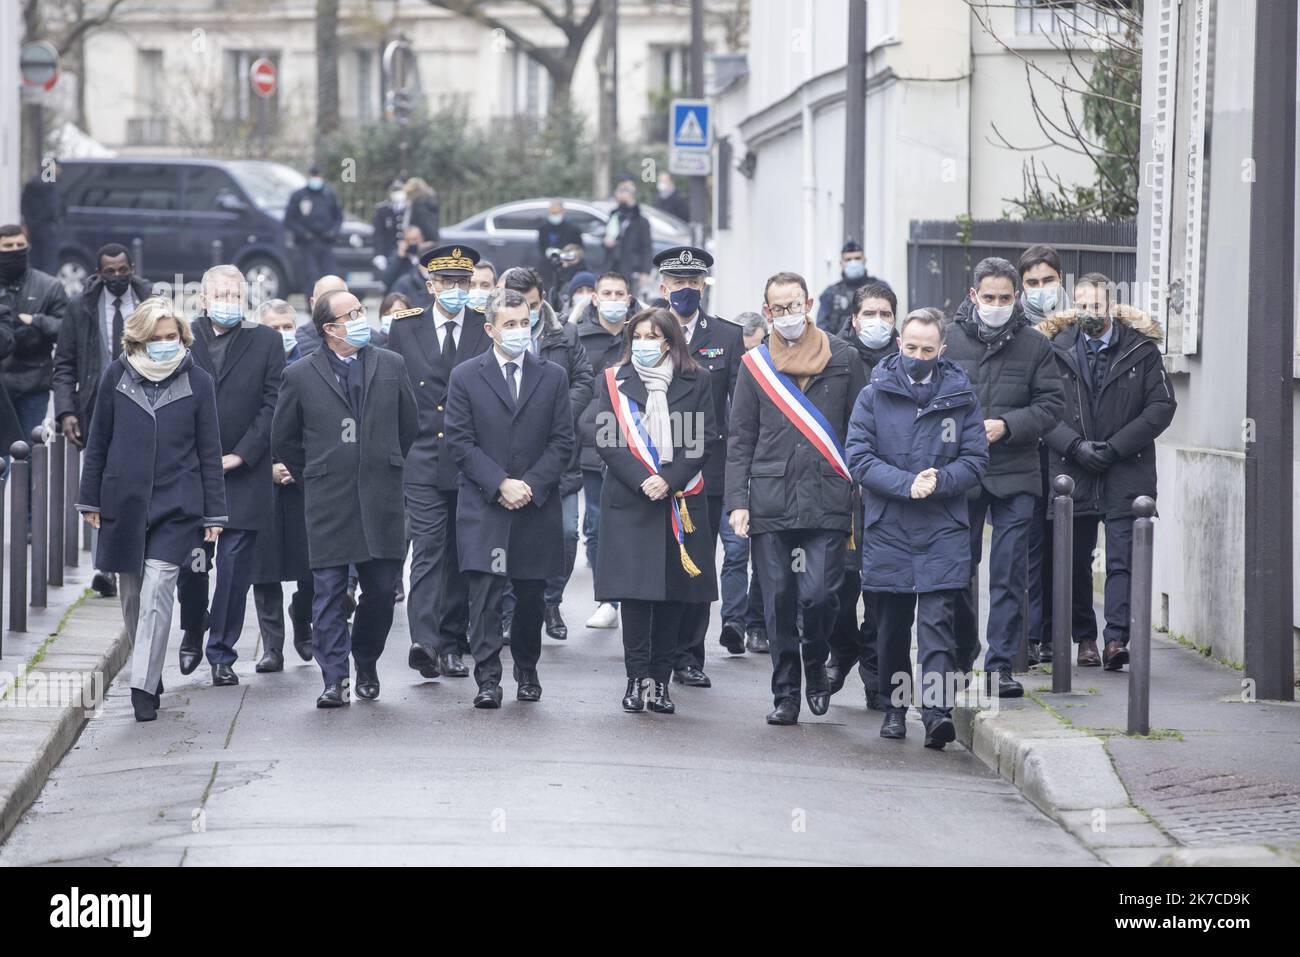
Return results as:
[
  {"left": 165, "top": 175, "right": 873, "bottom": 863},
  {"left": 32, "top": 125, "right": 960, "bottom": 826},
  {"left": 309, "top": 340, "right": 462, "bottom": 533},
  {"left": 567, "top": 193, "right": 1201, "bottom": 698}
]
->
[{"left": 956, "top": 631, "right": 1300, "bottom": 866}]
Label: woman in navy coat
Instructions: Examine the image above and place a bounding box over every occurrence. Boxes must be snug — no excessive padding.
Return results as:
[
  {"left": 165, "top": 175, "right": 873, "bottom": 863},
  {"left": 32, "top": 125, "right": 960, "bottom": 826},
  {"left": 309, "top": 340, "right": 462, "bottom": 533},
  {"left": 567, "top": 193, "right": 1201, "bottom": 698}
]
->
[
  {"left": 592, "top": 308, "right": 716, "bottom": 715},
  {"left": 77, "top": 297, "right": 227, "bottom": 722}
]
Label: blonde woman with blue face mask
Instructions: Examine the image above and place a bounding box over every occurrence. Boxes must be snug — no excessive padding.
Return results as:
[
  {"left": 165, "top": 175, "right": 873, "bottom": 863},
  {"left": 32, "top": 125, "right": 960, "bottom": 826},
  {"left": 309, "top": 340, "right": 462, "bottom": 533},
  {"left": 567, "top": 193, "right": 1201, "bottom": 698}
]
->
[{"left": 76, "top": 297, "right": 228, "bottom": 722}]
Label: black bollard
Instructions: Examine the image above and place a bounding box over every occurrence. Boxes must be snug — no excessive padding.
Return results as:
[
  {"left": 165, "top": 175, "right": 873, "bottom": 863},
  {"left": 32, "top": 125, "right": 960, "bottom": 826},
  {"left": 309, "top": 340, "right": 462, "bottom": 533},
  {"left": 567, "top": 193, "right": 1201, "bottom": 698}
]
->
[
  {"left": 211, "top": 238, "right": 224, "bottom": 266},
  {"left": 64, "top": 441, "right": 81, "bottom": 567},
  {"left": 49, "top": 432, "right": 64, "bottom": 587},
  {"left": 131, "top": 236, "right": 145, "bottom": 277},
  {"left": 30, "top": 427, "right": 48, "bottom": 609},
  {"left": 1127, "top": 496, "right": 1157, "bottom": 735},
  {"left": 9, "top": 441, "right": 29, "bottom": 632},
  {"left": 1051, "top": 474, "right": 1075, "bottom": 693}
]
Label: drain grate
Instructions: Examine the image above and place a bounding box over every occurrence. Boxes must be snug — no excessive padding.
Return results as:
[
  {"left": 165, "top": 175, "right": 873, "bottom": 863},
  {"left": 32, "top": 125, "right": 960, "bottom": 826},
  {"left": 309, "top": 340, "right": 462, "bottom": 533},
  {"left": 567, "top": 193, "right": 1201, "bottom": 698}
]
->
[{"left": 1130, "top": 767, "right": 1300, "bottom": 847}]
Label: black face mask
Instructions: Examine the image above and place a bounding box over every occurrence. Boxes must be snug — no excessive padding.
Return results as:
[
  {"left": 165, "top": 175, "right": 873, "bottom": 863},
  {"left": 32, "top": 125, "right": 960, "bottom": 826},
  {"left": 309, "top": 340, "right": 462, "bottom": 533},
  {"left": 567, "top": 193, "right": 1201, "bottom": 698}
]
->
[
  {"left": 102, "top": 274, "right": 132, "bottom": 297},
  {"left": 0, "top": 248, "right": 29, "bottom": 281}
]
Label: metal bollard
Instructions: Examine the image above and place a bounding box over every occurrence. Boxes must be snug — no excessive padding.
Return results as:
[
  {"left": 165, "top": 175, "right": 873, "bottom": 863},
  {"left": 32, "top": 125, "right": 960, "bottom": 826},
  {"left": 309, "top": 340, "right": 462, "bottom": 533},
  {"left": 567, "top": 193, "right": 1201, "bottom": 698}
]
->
[
  {"left": 48, "top": 432, "right": 64, "bottom": 587},
  {"left": 30, "top": 428, "right": 48, "bottom": 609},
  {"left": 65, "top": 441, "right": 81, "bottom": 567},
  {"left": 211, "top": 238, "right": 224, "bottom": 265},
  {"left": 1127, "top": 496, "right": 1157, "bottom": 735},
  {"left": 131, "top": 237, "right": 145, "bottom": 276},
  {"left": 9, "top": 441, "right": 29, "bottom": 632},
  {"left": 1051, "top": 474, "right": 1075, "bottom": 693}
]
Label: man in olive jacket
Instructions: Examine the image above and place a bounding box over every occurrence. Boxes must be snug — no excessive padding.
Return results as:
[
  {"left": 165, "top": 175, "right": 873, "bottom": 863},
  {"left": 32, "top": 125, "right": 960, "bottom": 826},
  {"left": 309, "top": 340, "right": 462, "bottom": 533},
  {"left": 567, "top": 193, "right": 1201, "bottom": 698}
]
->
[{"left": 945, "top": 257, "right": 1065, "bottom": 698}]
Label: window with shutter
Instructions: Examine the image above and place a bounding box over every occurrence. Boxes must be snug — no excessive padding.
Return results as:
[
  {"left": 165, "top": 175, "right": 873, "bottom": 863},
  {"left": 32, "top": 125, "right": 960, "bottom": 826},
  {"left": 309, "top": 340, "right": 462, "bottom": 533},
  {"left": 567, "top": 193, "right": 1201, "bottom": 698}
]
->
[{"left": 1144, "top": 0, "right": 1179, "bottom": 354}]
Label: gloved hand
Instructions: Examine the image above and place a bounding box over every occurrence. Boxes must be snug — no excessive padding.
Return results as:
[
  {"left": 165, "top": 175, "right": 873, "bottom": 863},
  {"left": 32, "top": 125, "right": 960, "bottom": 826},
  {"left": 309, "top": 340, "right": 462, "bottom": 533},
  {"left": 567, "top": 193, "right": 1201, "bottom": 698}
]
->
[{"left": 1072, "top": 439, "right": 1115, "bottom": 474}]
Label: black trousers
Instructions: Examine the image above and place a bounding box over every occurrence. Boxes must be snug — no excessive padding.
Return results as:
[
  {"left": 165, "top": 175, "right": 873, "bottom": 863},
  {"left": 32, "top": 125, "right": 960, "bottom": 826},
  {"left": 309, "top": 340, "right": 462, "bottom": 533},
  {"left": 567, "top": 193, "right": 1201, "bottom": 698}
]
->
[
  {"left": 751, "top": 529, "right": 845, "bottom": 705},
  {"left": 825, "top": 566, "right": 880, "bottom": 692},
  {"left": 312, "top": 559, "right": 402, "bottom": 686},
  {"left": 177, "top": 529, "right": 258, "bottom": 668},
  {"left": 1072, "top": 513, "right": 1134, "bottom": 646},
  {"left": 406, "top": 484, "right": 470, "bottom": 656},
  {"left": 466, "top": 572, "right": 544, "bottom": 689},
  {"left": 674, "top": 494, "right": 724, "bottom": 670},
  {"left": 253, "top": 577, "right": 314, "bottom": 653},
  {"left": 621, "top": 599, "right": 686, "bottom": 684},
  {"left": 876, "top": 589, "right": 960, "bottom": 721}
]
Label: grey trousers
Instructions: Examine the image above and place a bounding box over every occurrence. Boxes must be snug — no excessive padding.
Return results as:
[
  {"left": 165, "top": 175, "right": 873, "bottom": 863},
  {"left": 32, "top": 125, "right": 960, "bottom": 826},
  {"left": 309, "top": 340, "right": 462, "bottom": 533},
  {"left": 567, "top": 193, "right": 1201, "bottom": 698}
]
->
[{"left": 118, "top": 559, "right": 181, "bottom": 696}]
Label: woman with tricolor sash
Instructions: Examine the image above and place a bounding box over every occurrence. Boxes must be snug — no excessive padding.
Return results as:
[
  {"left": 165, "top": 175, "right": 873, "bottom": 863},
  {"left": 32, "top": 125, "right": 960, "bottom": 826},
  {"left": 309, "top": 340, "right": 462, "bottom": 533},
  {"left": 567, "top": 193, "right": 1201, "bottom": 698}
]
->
[{"left": 592, "top": 308, "right": 717, "bottom": 715}]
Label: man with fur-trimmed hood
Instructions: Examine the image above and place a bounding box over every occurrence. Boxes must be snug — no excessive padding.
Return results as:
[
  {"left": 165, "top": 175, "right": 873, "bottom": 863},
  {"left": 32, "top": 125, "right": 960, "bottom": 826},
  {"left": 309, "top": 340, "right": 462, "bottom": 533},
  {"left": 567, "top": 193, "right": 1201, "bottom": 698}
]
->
[{"left": 1035, "top": 272, "right": 1176, "bottom": 672}]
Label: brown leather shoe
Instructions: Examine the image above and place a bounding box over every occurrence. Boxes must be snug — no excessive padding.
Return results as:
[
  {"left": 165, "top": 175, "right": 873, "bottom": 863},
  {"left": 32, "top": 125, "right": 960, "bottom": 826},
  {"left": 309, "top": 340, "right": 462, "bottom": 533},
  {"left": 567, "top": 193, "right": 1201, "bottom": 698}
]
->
[
  {"left": 1103, "top": 640, "right": 1130, "bottom": 671},
  {"left": 1077, "top": 639, "right": 1101, "bottom": 667}
]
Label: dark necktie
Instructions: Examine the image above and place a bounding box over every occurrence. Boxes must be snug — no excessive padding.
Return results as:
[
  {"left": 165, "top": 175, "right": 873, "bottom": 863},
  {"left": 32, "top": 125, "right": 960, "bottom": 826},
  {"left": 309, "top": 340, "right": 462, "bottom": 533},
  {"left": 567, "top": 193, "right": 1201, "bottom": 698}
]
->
[
  {"left": 111, "top": 298, "right": 124, "bottom": 357},
  {"left": 441, "top": 320, "right": 458, "bottom": 366},
  {"left": 504, "top": 361, "right": 518, "bottom": 407},
  {"left": 1086, "top": 338, "right": 1104, "bottom": 389}
]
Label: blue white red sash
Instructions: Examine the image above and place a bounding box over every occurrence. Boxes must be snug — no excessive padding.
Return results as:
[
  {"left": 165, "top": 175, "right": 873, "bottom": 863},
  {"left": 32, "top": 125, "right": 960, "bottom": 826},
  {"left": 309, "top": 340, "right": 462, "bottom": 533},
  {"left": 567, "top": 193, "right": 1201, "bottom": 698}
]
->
[
  {"left": 741, "top": 344, "right": 851, "bottom": 481},
  {"left": 604, "top": 366, "right": 703, "bottom": 576}
]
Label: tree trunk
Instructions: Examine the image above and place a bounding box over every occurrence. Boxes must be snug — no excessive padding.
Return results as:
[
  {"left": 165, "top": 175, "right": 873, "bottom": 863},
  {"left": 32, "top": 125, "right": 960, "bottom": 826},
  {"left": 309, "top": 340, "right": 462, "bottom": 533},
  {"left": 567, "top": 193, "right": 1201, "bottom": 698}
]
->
[
  {"left": 593, "top": 0, "right": 619, "bottom": 197},
  {"left": 315, "top": 0, "right": 340, "bottom": 159}
]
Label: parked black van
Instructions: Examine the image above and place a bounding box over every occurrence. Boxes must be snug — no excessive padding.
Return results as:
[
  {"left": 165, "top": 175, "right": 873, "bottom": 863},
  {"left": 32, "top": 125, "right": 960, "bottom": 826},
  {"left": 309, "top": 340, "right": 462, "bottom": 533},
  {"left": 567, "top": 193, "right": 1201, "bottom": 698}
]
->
[{"left": 53, "top": 157, "right": 380, "bottom": 300}]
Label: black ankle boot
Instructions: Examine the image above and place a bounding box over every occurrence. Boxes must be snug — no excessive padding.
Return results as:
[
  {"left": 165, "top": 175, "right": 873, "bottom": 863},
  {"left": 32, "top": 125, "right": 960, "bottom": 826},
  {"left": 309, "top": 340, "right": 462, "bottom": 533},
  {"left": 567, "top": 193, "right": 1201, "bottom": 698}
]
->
[
  {"left": 131, "top": 687, "right": 158, "bottom": 722},
  {"left": 647, "top": 680, "right": 675, "bottom": 714},
  {"left": 622, "top": 677, "right": 645, "bottom": 712}
]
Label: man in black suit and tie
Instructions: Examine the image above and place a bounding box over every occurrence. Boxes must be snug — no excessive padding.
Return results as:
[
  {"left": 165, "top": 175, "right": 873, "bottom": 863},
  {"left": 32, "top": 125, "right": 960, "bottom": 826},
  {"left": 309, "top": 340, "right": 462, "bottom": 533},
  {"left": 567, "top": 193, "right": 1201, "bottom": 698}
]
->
[
  {"left": 176, "top": 265, "right": 285, "bottom": 687},
  {"left": 272, "top": 288, "right": 419, "bottom": 706},
  {"left": 385, "top": 243, "right": 492, "bottom": 680},
  {"left": 444, "top": 288, "right": 574, "bottom": 707}
]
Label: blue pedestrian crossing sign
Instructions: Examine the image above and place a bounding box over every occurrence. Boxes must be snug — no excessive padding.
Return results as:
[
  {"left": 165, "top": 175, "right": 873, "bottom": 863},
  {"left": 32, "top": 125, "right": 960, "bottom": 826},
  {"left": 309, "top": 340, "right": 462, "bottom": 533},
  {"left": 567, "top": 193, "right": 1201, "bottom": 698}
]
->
[{"left": 670, "top": 99, "right": 711, "bottom": 151}]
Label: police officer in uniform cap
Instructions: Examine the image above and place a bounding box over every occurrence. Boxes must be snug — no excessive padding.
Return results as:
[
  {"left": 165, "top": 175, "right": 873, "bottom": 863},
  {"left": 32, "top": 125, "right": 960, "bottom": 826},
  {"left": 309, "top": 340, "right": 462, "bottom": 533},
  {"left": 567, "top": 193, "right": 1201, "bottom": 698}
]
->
[
  {"left": 385, "top": 243, "right": 493, "bottom": 681},
  {"left": 652, "top": 245, "right": 745, "bottom": 687},
  {"left": 816, "top": 240, "right": 878, "bottom": 335}
]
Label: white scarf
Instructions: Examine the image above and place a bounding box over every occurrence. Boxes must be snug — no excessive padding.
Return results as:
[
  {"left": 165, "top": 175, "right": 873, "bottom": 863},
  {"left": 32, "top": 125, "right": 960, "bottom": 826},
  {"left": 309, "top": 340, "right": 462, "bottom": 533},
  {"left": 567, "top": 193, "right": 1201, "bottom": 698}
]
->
[
  {"left": 126, "top": 348, "right": 187, "bottom": 383},
  {"left": 631, "top": 356, "right": 675, "bottom": 464}
]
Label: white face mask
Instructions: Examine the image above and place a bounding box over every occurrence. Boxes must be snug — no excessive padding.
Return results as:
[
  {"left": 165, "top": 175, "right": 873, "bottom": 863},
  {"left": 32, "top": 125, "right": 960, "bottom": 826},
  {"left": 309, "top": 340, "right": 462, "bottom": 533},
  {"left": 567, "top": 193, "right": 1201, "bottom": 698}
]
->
[
  {"left": 571, "top": 295, "right": 591, "bottom": 316},
  {"left": 857, "top": 317, "right": 895, "bottom": 349},
  {"left": 979, "top": 302, "right": 1014, "bottom": 328},
  {"left": 773, "top": 313, "right": 808, "bottom": 341}
]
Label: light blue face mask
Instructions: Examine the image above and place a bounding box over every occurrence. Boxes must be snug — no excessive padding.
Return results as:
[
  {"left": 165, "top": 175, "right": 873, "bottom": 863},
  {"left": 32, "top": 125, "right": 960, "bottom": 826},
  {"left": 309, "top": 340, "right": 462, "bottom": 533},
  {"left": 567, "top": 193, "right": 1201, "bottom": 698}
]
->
[
  {"left": 529, "top": 307, "right": 541, "bottom": 328},
  {"left": 146, "top": 340, "right": 181, "bottom": 362},
  {"left": 381, "top": 314, "right": 394, "bottom": 335},
  {"left": 209, "top": 301, "right": 242, "bottom": 327},
  {"left": 843, "top": 260, "right": 867, "bottom": 281},
  {"left": 631, "top": 340, "right": 665, "bottom": 367},
  {"left": 333, "top": 317, "right": 370, "bottom": 348},
  {"left": 438, "top": 288, "right": 469, "bottom": 314},
  {"left": 281, "top": 331, "right": 297, "bottom": 354},
  {"left": 497, "top": 327, "right": 531, "bottom": 358},
  {"left": 857, "top": 317, "right": 895, "bottom": 349},
  {"left": 467, "top": 289, "right": 490, "bottom": 312},
  {"left": 599, "top": 300, "right": 629, "bottom": 324},
  {"left": 1023, "top": 285, "right": 1060, "bottom": 315}
]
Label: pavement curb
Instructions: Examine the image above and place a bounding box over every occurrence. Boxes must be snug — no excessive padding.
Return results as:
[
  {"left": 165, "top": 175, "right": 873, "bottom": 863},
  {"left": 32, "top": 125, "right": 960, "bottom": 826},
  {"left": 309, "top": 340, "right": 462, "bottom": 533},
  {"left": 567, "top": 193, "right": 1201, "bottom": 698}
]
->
[
  {"left": 0, "top": 595, "right": 129, "bottom": 845},
  {"left": 953, "top": 698, "right": 1178, "bottom": 865}
]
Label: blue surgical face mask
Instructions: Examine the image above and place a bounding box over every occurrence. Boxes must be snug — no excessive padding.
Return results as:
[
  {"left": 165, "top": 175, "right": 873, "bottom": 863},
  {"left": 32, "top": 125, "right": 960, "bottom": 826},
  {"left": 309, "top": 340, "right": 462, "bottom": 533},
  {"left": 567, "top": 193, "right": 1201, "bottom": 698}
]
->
[
  {"left": 467, "top": 289, "right": 490, "bottom": 312},
  {"left": 529, "top": 307, "right": 541, "bottom": 328},
  {"left": 331, "top": 317, "right": 370, "bottom": 348},
  {"left": 844, "top": 260, "right": 867, "bottom": 281},
  {"left": 900, "top": 354, "right": 938, "bottom": 382},
  {"left": 281, "top": 330, "right": 297, "bottom": 354},
  {"left": 631, "top": 340, "right": 665, "bottom": 367},
  {"left": 381, "top": 314, "right": 394, "bottom": 335},
  {"left": 1023, "top": 285, "right": 1059, "bottom": 315},
  {"left": 497, "top": 327, "right": 531, "bottom": 358},
  {"left": 599, "top": 300, "right": 628, "bottom": 324},
  {"left": 857, "top": 317, "right": 895, "bottom": 349},
  {"left": 308, "top": 176, "right": 324, "bottom": 190},
  {"left": 146, "top": 339, "right": 181, "bottom": 362},
  {"left": 668, "top": 286, "right": 700, "bottom": 318},
  {"left": 547, "top": 213, "right": 564, "bottom": 225},
  {"left": 438, "top": 288, "right": 469, "bottom": 314},
  {"left": 209, "top": 301, "right": 242, "bottom": 327}
]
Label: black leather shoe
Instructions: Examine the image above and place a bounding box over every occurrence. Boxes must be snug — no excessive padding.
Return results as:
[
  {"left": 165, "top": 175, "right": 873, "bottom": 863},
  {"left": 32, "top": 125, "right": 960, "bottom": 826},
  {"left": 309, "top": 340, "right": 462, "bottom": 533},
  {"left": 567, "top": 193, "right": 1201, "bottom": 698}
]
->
[
  {"left": 865, "top": 690, "right": 888, "bottom": 712},
  {"left": 317, "top": 681, "right": 348, "bottom": 708},
  {"left": 291, "top": 621, "right": 314, "bottom": 662},
  {"left": 178, "top": 629, "right": 204, "bottom": 675},
  {"left": 439, "top": 652, "right": 470, "bottom": 678},
  {"left": 131, "top": 687, "right": 157, "bottom": 722},
  {"left": 515, "top": 667, "right": 542, "bottom": 702},
  {"left": 923, "top": 714, "right": 957, "bottom": 750},
  {"left": 766, "top": 698, "right": 799, "bottom": 726},
  {"left": 543, "top": 604, "right": 567, "bottom": 641},
  {"left": 647, "top": 680, "right": 675, "bottom": 714},
  {"left": 473, "top": 683, "right": 503, "bottom": 709},
  {"left": 672, "top": 666, "right": 711, "bottom": 687},
  {"left": 826, "top": 658, "right": 853, "bottom": 695},
  {"left": 1027, "top": 641, "right": 1043, "bottom": 666},
  {"left": 880, "top": 710, "right": 907, "bottom": 739},
  {"left": 804, "top": 662, "right": 831, "bottom": 716},
  {"left": 355, "top": 667, "right": 380, "bottom": 700},
  {"left": 745, "top": 627, "right": 769, "bottom": 654},
  {"left": 719, "top": 621, "right": 746, "bottom": 655},
  {"left": 1037, "top": 640, "right": 1053, "bottom": 663},
  {"left": 255, "top": 649, "right": 283, "bottom": 673},
  {"left": 212, "top": 663, "right": 239, "bottom": 686},
  {"left": 622, "top": 677, "right": 645, "bottom": 712},
  {"left": 988, "top": 669, "right": 1024, "bottom": 698},
  {"left": 91, "top": 571, "right": 117, "bottom": 598},
  {"left": 407, "top": 644, "right": 441, "bottom": 679},
  {"left": 343, "top": 589, "right": 357, "bottom": 620}
]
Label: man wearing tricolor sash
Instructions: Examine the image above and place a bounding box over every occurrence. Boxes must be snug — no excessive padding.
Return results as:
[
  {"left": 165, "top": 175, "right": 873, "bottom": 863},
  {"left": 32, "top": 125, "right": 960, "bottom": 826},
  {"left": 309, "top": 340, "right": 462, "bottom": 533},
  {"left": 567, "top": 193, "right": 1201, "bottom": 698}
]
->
[{"left": 725, "top": 272, "right": 868, "bottom": 726}]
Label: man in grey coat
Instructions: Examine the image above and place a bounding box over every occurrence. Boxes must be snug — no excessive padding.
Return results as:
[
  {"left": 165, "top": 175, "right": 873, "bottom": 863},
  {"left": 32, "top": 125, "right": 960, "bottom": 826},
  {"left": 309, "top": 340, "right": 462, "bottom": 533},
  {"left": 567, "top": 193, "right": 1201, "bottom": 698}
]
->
[
  {"left": 272, "top": 289, "right": 419, "bottom": 708},
  {"left": 945, "top": 257, "right": 1065, "bottom": 698}
]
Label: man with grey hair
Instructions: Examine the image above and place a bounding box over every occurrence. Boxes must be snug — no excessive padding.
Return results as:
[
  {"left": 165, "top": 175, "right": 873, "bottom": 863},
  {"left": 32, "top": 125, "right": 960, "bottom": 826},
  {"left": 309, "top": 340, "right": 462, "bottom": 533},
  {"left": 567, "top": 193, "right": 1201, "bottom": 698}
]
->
[
  {"left": 945, "top": 256, "right": 1065, "bottom": 699},
  {"left": 176, "top": 265, "right": 286, "bottom": 686}
]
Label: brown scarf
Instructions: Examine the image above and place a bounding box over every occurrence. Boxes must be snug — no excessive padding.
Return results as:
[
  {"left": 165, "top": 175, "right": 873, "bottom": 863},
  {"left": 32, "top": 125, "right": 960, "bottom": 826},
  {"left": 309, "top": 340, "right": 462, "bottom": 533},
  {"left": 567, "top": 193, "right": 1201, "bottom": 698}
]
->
[{"left": 770, "top": 322, "right": 832, "bottom": 390}]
